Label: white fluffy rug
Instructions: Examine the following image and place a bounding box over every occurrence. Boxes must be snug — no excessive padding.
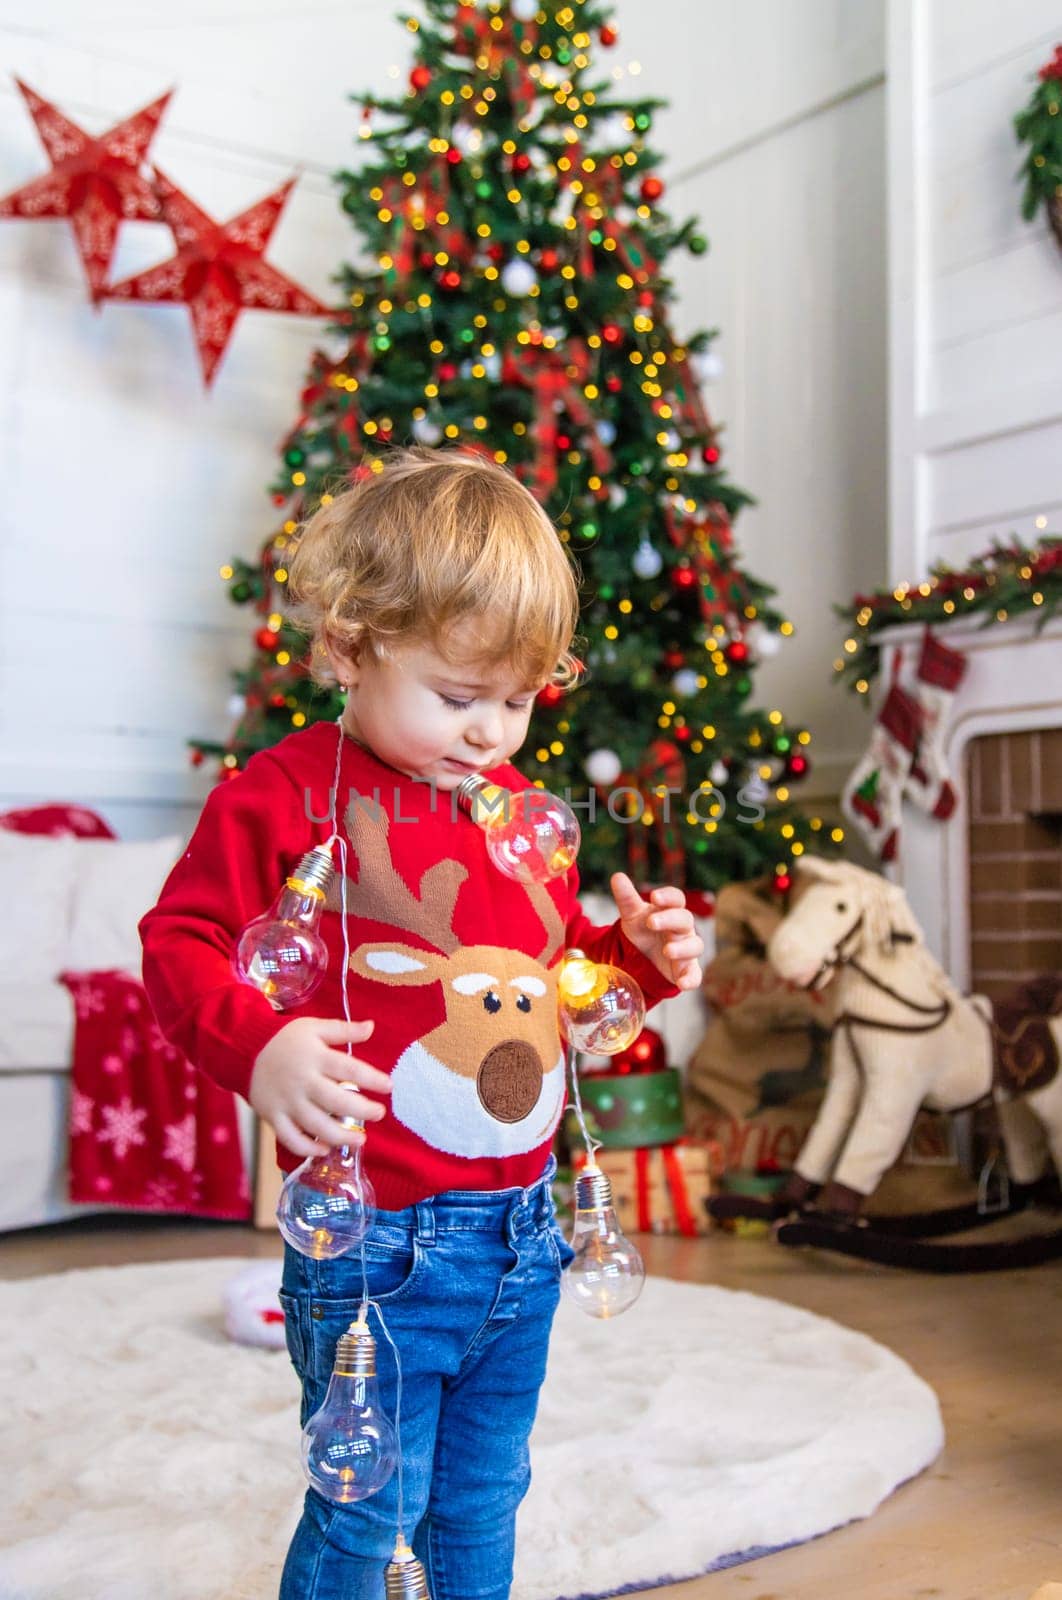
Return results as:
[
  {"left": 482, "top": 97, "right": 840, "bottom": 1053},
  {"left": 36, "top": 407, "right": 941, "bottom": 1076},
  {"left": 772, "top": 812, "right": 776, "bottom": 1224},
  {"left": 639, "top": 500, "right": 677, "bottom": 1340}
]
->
[{"left": 0, "top": 1258, "right": 942, "bottom": 1600}]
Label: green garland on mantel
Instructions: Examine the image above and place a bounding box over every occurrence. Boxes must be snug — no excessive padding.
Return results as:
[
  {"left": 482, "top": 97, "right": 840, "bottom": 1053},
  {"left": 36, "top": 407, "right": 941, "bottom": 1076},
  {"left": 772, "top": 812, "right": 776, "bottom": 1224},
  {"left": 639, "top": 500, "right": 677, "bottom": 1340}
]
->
[{"left": 832, "top": 537, "right": 1061, "bottom": 695}]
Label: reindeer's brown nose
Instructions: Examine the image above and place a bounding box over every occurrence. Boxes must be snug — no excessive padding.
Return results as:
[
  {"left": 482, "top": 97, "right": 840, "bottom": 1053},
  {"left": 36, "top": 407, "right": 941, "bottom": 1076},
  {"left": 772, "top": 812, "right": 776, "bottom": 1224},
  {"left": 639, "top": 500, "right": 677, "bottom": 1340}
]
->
[{"left": 477, "top": 1041, "right": 543, "bottom": 1123}]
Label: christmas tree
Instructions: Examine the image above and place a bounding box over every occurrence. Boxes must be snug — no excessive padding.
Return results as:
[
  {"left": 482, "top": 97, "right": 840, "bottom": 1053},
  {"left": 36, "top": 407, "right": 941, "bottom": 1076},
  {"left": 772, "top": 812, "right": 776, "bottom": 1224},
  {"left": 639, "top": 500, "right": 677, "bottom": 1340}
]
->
[{"left": 197, "top": 0, "right": 830, "bottom": 894}]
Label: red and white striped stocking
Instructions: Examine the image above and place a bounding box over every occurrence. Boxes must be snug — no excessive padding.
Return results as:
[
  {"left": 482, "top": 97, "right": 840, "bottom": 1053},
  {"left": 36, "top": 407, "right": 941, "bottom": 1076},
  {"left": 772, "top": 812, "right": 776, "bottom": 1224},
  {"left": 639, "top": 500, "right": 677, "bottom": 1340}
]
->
[
  {"left": 905, "top": 630, "right": 968, "bottom": 820},
  {"left": 841, "top": 682, "right": 922, "bottom": 862}
]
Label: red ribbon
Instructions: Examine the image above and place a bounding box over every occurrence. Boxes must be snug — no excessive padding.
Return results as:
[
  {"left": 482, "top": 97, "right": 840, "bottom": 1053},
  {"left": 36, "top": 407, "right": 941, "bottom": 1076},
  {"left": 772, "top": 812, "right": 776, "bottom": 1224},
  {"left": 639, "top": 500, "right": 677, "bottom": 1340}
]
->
[{"left": 502, "top": 339, "right": 613, "bottom": 494}]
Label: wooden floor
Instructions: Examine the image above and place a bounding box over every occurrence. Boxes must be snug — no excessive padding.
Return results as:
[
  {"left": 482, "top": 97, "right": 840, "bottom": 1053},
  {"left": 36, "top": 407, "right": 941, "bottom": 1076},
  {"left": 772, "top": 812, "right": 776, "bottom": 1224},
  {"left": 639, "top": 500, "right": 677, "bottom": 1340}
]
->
[{"left": 3, "top": 1211, "right": 1061, "bottom": 1600}]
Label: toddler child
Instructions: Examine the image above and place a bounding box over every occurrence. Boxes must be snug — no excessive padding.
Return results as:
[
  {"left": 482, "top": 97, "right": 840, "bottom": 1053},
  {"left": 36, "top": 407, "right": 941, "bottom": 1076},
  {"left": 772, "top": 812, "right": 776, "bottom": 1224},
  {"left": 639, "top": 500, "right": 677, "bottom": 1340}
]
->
[{"left": 140, "top": 447, "right": 703, "bottom": 1600}]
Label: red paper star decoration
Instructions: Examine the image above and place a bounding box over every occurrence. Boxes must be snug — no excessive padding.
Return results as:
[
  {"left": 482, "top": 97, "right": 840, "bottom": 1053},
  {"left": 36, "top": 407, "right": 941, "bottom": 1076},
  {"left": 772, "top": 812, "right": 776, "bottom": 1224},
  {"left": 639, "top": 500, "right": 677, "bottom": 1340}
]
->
[
  {"left": 102, "top": 170, "right": 329, "bottom": 385},
  {"left": 0, "top": 78, "right": 172, "bottom": 296}
]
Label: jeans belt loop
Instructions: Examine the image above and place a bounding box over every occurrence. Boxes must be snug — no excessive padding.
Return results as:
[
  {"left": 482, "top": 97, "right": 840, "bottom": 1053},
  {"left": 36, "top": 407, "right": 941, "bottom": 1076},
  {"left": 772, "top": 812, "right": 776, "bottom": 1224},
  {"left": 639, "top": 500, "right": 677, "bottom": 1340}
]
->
[{"left": 414, "top": 1199, "right": 437, "bottom": 1246}]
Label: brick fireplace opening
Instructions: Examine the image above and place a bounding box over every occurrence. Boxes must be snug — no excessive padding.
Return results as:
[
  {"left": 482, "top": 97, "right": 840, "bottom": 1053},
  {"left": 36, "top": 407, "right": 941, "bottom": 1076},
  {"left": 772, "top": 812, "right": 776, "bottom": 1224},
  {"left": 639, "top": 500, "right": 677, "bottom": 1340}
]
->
[{"left": 967, "top": 729, "right": 1062, "bottom": 1005}]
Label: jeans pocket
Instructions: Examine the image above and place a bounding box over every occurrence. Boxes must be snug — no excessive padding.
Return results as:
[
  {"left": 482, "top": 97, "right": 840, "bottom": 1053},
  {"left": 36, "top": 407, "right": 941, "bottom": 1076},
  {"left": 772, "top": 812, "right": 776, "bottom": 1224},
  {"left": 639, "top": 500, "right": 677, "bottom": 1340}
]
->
[{"left": 277, "top": 1288, "right": 306, "bottom": 1375}]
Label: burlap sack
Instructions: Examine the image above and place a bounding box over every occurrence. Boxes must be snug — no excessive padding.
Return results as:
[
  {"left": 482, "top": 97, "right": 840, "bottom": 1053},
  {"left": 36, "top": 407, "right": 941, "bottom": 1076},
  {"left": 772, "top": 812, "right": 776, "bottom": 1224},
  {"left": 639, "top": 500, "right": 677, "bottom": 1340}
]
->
[{"left": 686, "top": 877, "right": 834, "bottom": 1141}]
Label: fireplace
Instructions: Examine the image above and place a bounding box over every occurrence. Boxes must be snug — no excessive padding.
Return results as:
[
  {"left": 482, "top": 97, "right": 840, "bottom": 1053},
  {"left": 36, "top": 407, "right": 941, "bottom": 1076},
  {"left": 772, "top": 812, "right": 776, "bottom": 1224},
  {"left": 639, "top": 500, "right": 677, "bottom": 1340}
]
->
[{"left": 873, "top": 613, "right": 1062, "bottom": 992}]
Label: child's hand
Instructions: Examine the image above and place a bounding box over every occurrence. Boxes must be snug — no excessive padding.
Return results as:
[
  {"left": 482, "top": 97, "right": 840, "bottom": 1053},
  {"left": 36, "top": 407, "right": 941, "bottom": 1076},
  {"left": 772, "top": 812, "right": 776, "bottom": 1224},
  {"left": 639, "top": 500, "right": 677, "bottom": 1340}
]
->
[
  {"left": 249, "top": 1017, "right": 391, "bottom": 1159},
  {"left": 609, "top": 871, "right": 705, "bottom": 992}
]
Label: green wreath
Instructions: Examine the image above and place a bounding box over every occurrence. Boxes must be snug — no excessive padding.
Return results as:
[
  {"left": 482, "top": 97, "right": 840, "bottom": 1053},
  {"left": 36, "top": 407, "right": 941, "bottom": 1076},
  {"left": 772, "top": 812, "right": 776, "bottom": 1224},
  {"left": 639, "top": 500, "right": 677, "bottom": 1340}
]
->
[{"left": 1015, "top": 43, "right": 1062, "bottom": 250}]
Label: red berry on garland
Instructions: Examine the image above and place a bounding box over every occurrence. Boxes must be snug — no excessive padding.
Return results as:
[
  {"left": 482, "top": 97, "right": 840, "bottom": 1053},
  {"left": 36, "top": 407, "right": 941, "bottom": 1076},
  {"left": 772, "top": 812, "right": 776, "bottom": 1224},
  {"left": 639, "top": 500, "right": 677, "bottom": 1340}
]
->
[
  {"left": 640, "top": 175, "right": 664, "bottom": 203},
  {"left": 222, "top": 766, "right": 241, "bottom": 782},
  {"left": 512, "top": 151, "right": 532, "bottom": 174},
  {"left": 189, "top": 748, "right": 204, "bottom": 768},
  {"left": 446, "top": 146, "right": 462, "bottom": 166},
  {"left": 272, "top": 493, "right": 286, "bottom": 507},
  {"left": 672, "top": 566, "right": 697, "bottom": 591},
  {"left": 269, "top": 692, "right": 287, "bottom": 709},
  {"left": 487, "top": 241, "right": 505, "bottom": 263},
  {"left": 675, "top": 725, "right": 692, "bottom": 743},
  {"left": 606, "top": 374, "right": 622, "bottom": 393},
  {"left": 726, "top": 638, "right": 749, "bottom": 664},
  {"left": 773, "top": 871, "right": 792, "bottom": 894},
  {"left": 410, "top": 65, "right": 432, "bottom": 92},
  {"left": 703, "top": 444, "right": 721, "bottom": 465},
  {"left": 537, "top": 683, "right": 565, "bottom": 709},
  {"left": 600, "top": 24, "right": 618, "bottom": 47},
  {"left": 602, "top": 322, "right": 623, "bottom": 346},
  {"left": 439, "top": 268, "right": 462, "bottom": 290},
  {"left": 255, "top": 628, "right": 280, "bottom": 651},
  {"left": 438, "top": 362, "right": 458, "bottom": 381},
  {"left": 539, "top": 246, "right": 560, "bottom": 273},
  {"left": 555, "top": 433, "right": 571, "bottom": 451},
  {"left": 787, "top": 752, "right": 810, "bottom": 780}
]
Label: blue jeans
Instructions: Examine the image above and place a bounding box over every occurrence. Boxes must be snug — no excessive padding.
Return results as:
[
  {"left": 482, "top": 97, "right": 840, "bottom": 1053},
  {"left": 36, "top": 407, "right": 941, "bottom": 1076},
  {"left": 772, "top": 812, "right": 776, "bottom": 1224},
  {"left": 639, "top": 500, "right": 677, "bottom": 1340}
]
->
[{"left": 278, "top": 1161, "right": 573, "bottom": 1600}]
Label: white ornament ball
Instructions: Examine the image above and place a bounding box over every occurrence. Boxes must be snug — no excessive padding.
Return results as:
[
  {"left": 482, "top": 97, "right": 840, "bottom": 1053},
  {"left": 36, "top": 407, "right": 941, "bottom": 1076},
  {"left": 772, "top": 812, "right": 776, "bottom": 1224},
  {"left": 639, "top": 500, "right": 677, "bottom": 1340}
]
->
[
  {"left": 692, "top": 350, "right": 724, "bottom": 384},
  {"left": 596, "top": 420, "right": 617, "bottom": 447},
  {"left": 663, "top": 428, "right": 680, "bottom": 452},
  {"left": 672, "top": 669, "right": 700, "bottom": 697},
  {"left": 743, "top": 773, "right": 770, "bottom": 804},
  {"left": 709, "top": 760, "right": 729, "bottom": 786},
  {"left": 227, "top": 694, "right": 247, "bottom": 718},
  {"left": 413, "top": 416, "right": 443, "bottom": 446},
  {"left": 501, "top": 258, "right": 538, "bottom": 297},
  {"left": 482, "top": 351, "right": 501, "bottom": 381},
  {"left": 755, "top": 628, "right": 783, "bottom": 658},
  {"left": 632, "top": 539, "right": 662, "bottom": 579},
  {"left": 585, "top": 748, "right": 623, "bottom": 786},
  {"left": 608, "top": 484, "right": 628, "bottom": 509},
  {"left": 511, "top": 0, "right": 538, "bottom": 17}
]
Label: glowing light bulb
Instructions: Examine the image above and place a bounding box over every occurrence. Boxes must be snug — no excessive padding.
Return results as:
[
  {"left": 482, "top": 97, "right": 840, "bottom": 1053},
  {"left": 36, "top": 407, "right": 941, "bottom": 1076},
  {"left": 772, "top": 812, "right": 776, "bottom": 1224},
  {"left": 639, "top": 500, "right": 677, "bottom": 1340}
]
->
[
  {"left": 563, "top": 1163, "right": 645, "bottom": 1318},
  {"left": 456, "top": 775, "right": 580, "bottom": 882},
  {"left": 277, "top": 1130, "right": 377, "bottom": 1259},
  {"left": 233, "top": 845, "right": 334, "bottom": 1007},
  {"left": 385, "top": 1534, "right": 432, "bottom": 1598},
  {"left": 302, "top": 1320, "right": 397, "bottom": 1503},
  {"left": 557, "top": 948, "right": 646, "bottom": 1054}
]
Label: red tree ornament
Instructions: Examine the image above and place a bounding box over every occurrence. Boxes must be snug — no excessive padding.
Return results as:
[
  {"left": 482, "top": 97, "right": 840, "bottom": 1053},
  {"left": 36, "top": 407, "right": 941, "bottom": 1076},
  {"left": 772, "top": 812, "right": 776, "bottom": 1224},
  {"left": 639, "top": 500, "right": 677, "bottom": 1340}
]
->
[
  {"left": 102, "top": 171, "right": 328, "bottom": 385},
  {"left": 0, "top": 79, "right": 172, "bottom": 297},
  {"left": 410, "top": 65, "right": 433, "bottom": 93},
  {"left": 640, "top": 175, "right": 665, "bottom": 203}
]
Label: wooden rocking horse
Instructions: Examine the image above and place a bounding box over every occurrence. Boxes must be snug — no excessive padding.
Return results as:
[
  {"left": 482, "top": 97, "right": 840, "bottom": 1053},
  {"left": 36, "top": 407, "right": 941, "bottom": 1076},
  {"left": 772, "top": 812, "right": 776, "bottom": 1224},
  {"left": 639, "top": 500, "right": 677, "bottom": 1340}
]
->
[{"left": 708, "top": 857, "right": 1062, "bottom": 1271}]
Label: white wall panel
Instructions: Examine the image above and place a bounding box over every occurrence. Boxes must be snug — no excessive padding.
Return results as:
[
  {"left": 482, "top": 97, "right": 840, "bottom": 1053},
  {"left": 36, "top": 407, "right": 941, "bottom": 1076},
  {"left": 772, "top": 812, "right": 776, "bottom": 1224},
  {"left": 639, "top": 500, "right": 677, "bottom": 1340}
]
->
[{"left": 889, "top": 0, "right": 1062, "bottom": 583}]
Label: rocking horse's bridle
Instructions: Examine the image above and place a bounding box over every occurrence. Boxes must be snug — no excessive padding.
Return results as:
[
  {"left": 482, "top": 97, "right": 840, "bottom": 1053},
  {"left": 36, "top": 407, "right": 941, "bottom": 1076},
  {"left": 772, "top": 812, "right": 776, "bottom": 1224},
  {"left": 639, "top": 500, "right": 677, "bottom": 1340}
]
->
[
  {"left": 811, "top": 907, "right": 994, "bottom": 1115},
  {"left": 810, "top": 909, "right": 951, "bottom": 1032}
]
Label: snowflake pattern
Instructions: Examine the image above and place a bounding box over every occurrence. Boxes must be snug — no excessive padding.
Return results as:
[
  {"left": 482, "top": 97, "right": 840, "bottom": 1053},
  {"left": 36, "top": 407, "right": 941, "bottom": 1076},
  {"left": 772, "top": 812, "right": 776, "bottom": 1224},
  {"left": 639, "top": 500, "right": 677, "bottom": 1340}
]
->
[
  {"left": 67, "top": 979, "right": 108, "bottom": 1020},
  {"left": 70, "top": 1089, "right": 94, "bottom": 1137},
  {"left": 97, "top": 1096, "right": 148, "bottom": 1161},
  {"left": 163, "top": 1113, "right": 197, "bottom": 1174}
]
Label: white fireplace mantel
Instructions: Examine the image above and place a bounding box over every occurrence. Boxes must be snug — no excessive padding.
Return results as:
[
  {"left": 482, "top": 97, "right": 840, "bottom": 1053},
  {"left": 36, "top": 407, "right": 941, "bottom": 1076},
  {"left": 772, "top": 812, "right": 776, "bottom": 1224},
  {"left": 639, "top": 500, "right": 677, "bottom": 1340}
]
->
[{"left": 871, "top": 613, "right": 1062, "bottom": 989}]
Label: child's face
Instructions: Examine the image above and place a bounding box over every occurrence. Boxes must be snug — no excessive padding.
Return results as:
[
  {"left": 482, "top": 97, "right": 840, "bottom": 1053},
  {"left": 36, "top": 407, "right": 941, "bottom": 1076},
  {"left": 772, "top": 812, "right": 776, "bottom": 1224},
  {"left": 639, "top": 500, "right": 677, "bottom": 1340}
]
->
[{"left": 336, "top": 623, "right": 543, "bottom": 790}]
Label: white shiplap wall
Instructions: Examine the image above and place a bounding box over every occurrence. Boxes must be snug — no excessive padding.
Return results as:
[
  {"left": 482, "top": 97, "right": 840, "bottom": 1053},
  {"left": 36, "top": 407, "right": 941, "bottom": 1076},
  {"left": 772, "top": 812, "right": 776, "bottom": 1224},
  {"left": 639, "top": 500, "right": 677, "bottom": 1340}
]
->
[
  {"left": 0, "top": 0, "right": 887, "bottom": 841},
  {"left": 889, "top": 0, "right": 1062, "bottom": 582}
]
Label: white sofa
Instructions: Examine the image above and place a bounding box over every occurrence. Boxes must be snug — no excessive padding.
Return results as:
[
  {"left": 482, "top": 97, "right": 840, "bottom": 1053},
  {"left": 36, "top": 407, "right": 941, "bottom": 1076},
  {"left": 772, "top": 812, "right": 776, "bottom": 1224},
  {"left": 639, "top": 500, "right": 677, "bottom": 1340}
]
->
[{"left": 0, "top": 812, "right": 255, "bottom": 1233}]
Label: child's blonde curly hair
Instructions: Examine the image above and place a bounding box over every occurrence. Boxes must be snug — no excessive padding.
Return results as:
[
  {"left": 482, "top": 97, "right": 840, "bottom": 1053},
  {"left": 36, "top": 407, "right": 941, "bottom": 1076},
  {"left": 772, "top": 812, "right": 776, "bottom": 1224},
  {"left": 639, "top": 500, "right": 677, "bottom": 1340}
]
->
[{"left": 287, "top": 447, "right": 582, "bottom": 691}]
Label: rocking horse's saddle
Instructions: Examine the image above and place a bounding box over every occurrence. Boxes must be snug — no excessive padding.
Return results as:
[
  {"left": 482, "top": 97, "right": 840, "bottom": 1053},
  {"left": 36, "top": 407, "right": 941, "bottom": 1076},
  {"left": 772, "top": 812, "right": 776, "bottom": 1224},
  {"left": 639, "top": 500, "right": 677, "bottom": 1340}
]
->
[{"left": 991, "top": 974, "right": 1062, "bottom": 1097}]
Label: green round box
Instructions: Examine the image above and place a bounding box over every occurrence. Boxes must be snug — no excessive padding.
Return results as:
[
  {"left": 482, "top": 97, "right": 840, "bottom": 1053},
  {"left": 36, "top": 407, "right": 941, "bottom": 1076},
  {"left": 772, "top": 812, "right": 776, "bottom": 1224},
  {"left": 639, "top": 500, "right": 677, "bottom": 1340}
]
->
[{"left": 577, "top": 1067, "right": 685, "bottom": 1149}]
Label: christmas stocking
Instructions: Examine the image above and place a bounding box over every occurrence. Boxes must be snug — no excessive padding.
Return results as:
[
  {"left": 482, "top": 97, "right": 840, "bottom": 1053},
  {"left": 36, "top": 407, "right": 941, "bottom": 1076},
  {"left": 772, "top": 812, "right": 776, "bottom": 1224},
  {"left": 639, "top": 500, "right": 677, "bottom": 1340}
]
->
[
  {"left": 905, "top": 630, "right": 968, "bottom": 820},
  {"left": 841, "top": 683, "right": 922, "bottom": 862}
]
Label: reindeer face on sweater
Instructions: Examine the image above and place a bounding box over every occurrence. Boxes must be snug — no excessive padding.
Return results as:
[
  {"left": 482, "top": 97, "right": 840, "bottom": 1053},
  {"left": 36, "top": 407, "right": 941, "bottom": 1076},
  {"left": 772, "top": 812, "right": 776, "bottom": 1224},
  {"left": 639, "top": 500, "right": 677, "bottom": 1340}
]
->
[{"left": 328, "top": 800, "right": 567, "bottom": 1160}]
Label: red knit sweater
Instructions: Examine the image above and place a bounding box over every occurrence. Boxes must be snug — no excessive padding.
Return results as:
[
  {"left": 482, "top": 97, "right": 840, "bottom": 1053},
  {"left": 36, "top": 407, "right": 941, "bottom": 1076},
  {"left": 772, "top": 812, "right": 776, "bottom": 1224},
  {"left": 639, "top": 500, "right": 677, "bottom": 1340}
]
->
[{"left": 140, "top": 722, "right": 678, "bottom": 1210}]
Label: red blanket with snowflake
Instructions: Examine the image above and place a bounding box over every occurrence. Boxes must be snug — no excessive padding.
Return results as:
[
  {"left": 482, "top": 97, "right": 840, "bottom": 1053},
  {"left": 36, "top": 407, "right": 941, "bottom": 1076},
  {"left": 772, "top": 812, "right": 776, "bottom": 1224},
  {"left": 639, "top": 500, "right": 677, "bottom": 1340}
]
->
[{"left": 61, "top": 970, "right": 251, "bottom": 1219}]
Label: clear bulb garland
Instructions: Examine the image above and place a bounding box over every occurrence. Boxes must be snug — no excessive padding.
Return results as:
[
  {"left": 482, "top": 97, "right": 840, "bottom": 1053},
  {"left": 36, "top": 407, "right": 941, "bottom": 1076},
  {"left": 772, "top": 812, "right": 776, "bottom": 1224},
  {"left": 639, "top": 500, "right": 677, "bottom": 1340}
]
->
[
  {"left": 455, "top": 773, "right": 580, "bottom": 883},
  {"left": 556, "top": 948, "right": 647, "bottom": 1318},
  {"left": 232, "top": 843, "right": 334, "bottom": 1006},
  {"left": 302, "top": 1319, "right": 398, "bottom": 1502}
]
